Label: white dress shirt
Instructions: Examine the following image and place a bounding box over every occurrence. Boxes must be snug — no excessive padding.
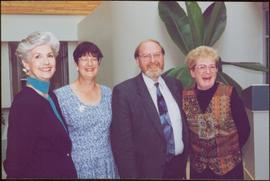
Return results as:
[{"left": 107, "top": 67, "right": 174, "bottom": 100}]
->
[{"left": 142, "top": 73, "right": 184, "bottom": 155}]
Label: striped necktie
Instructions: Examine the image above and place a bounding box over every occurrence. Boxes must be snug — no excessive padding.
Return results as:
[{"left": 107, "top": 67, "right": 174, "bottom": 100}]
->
[{"left": 155, "top": 82, "right": 175, "bottom": 156}]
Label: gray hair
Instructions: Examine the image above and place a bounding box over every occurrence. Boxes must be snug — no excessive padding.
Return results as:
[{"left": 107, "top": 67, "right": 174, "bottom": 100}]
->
[{"left": 15, "top": 31, "right": 60, "bottom": 62}]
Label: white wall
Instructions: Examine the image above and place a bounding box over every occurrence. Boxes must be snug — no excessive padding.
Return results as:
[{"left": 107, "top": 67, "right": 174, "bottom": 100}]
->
[
  {"left": 1, "top": 14, "right": 86, "bottom": 107},
  {"left": 67, "top": 42, "right": 79, "bottom": 83},
  {"left": 78, "top": 2, "right": 114, "bottom": 87},
  {"left": 1, "top": 15, "right": 85, "bottom": 41},
  {"left": 78, "top": 1, "right": 184, "bottom": 87},
  {"left": 111, "top": 1, "right": 185, "bottom": 85},
  {"left": 1, "top": 43, "right": 12, "bottom": 108},
  {"left": 215, "top": 2, "right": 264, "bottom": 89},
  {"left": 78, "top": 1, "right": 265, "bottom": 89}
]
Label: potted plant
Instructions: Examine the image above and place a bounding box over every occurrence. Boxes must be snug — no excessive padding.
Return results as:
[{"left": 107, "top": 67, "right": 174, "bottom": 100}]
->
[{"left": 158, "top": 1, "right": 268, "bottom": 97}]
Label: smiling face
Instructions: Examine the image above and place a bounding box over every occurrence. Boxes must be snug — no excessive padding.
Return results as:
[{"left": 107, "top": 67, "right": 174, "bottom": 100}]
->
[
  {"left": 190, "top": 58, "right": 218, "bottom": 90},
  {"left": 77, "top": 53, "right": 100, "bottom": 80},
  {"left": 136, "top": 41, "right": 164, "bottom": 81},
  {"left": 22, "top": 44, "right": 56, "bottom": 81}
]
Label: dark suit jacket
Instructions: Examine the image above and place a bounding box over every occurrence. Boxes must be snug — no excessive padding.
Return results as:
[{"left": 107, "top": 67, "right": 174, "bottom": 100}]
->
[
  {"left": 110, "top": 73, "right": 189, "bottom": 179},
  {"left": 4, "top": 87, "right": 77, "bottom": 179}
]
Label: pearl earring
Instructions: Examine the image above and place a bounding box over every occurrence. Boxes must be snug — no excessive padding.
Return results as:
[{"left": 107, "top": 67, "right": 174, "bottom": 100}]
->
[{"left": 22, "top": 68, "right": 29, "bottom": 73}]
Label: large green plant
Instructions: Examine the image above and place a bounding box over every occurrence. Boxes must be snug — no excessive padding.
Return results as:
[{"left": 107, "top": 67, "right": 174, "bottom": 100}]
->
[{"left": 158, "top": 1, "right": 268, "bottom": 96}]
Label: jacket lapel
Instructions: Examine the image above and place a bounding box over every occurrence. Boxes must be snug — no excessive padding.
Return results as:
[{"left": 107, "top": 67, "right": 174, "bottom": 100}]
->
[
  {"left": 134, "top": 74, "right": 165, "bottom": 139},
  {"left": 162, "top": 75, "right": 182, "bottom": 107}
]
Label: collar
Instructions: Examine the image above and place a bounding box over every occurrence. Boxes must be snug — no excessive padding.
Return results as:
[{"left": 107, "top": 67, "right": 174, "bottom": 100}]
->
[
  {"left": 142, "top": 72, "right": 165, "bottom": 90},
  {"left": 26, "top": 76, "right": 50, "bottom": 94}
]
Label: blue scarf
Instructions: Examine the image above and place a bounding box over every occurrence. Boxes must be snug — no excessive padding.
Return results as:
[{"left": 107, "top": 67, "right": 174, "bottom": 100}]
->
[
  {"left": 26, "top": 76, "right": 49, "bottom": 94},
  {"left": 26, "top": 76, "right": 68, "bottom": 133}
]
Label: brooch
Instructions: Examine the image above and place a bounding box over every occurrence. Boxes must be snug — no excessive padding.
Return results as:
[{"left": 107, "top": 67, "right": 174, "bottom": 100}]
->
[{"left": 78, "top": 105, "right": 86, "bottom": 112}]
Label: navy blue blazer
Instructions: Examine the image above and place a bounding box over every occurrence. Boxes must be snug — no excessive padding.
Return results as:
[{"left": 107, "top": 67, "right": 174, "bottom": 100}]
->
[
  {"left": 4, "top": 87, "right": 77, "bottom": 179},
  {"left": 110, "top": 73, "right": 189, "bottom": 179}
]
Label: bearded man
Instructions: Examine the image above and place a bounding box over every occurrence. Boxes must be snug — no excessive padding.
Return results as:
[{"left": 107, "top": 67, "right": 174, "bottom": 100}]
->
[{"left": 110, "top": 39, "right": 189, "bottom": 179}]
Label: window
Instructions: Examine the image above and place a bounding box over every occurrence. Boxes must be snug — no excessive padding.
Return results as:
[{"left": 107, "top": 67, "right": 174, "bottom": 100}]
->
[{"left": 9, "top": 42, "right": 69, "bottom": 99}]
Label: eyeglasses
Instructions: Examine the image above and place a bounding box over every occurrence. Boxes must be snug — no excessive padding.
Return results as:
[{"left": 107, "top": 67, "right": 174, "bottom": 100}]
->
[
  {"left": 79, "top": 56, "right": 99, "bottom": 64},
  {"left": 194, "top": 64, "right": 217, "bottom": 72},
  {"left": 139, "top": 52, "right": 163, "bottom": 61}
]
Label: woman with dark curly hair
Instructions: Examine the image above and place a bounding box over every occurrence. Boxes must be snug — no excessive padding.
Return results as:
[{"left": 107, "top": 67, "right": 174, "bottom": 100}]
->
[{"left": 55, "top": 41, "right": 118, "bottom": 179}]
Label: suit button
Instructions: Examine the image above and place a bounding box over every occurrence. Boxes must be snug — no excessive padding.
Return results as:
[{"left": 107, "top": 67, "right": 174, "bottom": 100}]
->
[{"left": 67, "top": 153, "right": 70, "bottom": 157}]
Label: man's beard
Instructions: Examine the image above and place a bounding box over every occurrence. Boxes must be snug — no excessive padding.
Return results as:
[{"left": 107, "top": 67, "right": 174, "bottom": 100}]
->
[{"left": 145, "top": 67, "right": 163, "bottom": 81}]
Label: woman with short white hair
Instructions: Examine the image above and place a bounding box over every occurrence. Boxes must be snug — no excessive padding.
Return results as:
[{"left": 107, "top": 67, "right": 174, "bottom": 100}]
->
[{"left": 4, "top": 31, "right": 77, "bottom": 179}]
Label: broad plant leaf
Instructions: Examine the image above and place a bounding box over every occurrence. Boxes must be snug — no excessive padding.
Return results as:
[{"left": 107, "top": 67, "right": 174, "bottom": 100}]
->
[
  {"left": 203, "top": 2, "right": 226, "bottom": 46},
  {"left": 186, "top": 1, "right": 204, "bottom": 47},
  {"left": 165, "top": 66, "right": 244, "bottom": 98},
  {"left": 165, "top": 65, "right": 194, "bottom": 88},
  {"left": 216, "top": 71, "right": 243, "bottom": 97},
  {"left": 159, "top": 1, "right": 193, "bottom": 55},
  {"left": 221, "top": 61, "right": 269, "bottom": 72},
  {"left": 159, "top": 1, "right": 268, "bottom": 98}
]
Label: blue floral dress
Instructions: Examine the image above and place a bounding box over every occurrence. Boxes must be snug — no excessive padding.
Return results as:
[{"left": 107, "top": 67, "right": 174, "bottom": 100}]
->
[{"left": 55, "top": 85, "right": 118, "bottom": 179}]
